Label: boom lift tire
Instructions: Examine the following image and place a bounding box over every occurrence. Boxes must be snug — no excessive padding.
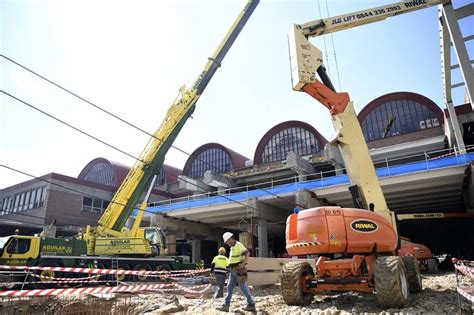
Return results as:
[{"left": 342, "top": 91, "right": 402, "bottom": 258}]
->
[
  {"left": 401, "top": 255, "right": 422, "bottom": 293},
  {"left": 281, "top": 261, "right": 315, "bottom": 305},
  {"left": 374, "top": 256, "right": 409, "bottom": 308},
  {"left": 427, "top": 259, "right": 438, "bottom": 274}
]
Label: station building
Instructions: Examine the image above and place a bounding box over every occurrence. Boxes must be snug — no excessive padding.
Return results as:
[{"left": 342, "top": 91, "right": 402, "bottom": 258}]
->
[{"left": 1, "top": 91, "right": 473, "bottom": 259}]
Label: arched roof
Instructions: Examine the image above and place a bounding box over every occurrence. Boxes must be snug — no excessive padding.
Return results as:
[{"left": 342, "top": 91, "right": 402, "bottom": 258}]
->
[
  {"left": 253, "top": 120, "right": 328, "bottom": 165},
  {"left": 357, "top": 92, "right": 444, "bottom": 143},
  {"left": 182, "top": 143, "right": 249, "bottom": 177},
  {"left": 78, "top": 157, "right": 182, "bottom": 188},
  {"left": 358, "top": 92, "right": 444, "bottom": 123}
]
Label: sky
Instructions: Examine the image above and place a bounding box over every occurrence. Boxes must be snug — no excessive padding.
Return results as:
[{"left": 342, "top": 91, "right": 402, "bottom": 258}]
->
[{"left": 0, "top": 0, "right": 473, "bottom": 189}]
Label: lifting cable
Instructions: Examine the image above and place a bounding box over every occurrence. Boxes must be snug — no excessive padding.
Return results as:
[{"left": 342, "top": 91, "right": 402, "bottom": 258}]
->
[
  {"left": 317, "top": 0, "right": 331, "bottom": 77},
  {"left": 325, "top": 0, "right": 342, "bottom": 91}
]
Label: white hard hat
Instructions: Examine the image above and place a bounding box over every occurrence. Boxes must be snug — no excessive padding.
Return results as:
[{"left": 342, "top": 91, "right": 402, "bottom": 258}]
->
[{"left": 223, "top": 232, "right": 233, "bottom": 243}]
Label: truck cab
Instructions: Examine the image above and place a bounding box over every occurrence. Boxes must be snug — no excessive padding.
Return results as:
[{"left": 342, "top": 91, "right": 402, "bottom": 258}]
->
[{"left": 0, "top": 235, "right": 41, "bottom": 265}]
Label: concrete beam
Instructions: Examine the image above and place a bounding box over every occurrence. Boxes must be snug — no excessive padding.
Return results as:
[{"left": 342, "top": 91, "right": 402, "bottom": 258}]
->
[
  {"left": 178, "top": 175, "right": 213, "bottom": 193},
  {"left": 286, "top": 151, "right": 314, "bottom": 180},
  {"left": 323, "top": 143, "right": 345, "bottom": 169},
  {"left": 149, "top": 214, "right": 213, "bottom": 238},
  {"left": 246, "top": 198, "right": 289, "bottom": 222},
  {"left": 203, "top": 170, "right": 236, "bottom": 189}
]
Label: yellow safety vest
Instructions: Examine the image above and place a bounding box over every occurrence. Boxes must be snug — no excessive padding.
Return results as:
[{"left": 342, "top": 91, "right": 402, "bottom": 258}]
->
[
  {"left": 229, "top": 241, "right": 248, "bottom": 266},
  {"left": 212, "top": 254, "right": 229, "bottom": 274}
]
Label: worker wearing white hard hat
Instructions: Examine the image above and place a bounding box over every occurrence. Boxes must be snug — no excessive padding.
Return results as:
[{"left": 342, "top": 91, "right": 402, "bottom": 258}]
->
[{"left": 216, "top": 232, "right": 256, "bottom": 312}]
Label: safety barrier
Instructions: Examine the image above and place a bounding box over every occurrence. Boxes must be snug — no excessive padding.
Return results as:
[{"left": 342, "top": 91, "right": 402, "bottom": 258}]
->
[
  {"left": 0, "top": 264, "right": 210, "bottom": 276},
  {"left": 0, "top": 264, "right": 212, "bottom": 300},
  {"left": 0, "top": 282, "right": 211, "bottom": 297},
  {"left": 453, "top": 258, "right": 474, "bottom": 313}
]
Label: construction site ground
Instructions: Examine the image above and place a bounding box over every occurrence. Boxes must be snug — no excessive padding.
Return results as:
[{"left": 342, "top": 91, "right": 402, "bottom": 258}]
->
[{"left": 1, "top": 271, "right": 472, "bottom": 314}]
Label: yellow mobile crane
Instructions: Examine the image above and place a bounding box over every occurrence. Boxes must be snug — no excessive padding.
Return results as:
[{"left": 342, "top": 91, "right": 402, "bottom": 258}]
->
[
  {"left": 82, "top": 0, "right": 259, "bottom": 257},
  {"left": 0, "top": 0, "right": 259, "bottom": 279},
  {"left": 282, "top": 0, "right": 447, "bottom": 308}
]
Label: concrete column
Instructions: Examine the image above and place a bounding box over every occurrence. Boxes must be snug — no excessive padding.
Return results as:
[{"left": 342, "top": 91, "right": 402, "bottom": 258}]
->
[
  {"left": 192, "top": 239, "right": 201, "bottom": 263},
  {"left": 167, "top": 234, "right": 177, "bottom": 255},
  {"left": 257, "top": 218, "right": 268, "bottom": 257}
]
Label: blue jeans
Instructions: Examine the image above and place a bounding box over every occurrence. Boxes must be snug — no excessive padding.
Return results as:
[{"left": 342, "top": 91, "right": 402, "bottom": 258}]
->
[
  {"left": 214, "top": 273, "right": 226, "bottom": 298},
  {"left": 224, "top": 269, "right": 255, "bottom": 306}
]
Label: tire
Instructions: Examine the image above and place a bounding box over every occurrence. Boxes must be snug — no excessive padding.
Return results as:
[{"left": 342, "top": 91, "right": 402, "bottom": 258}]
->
[
  {"left": 156, "top": 264, "right": 172, "bottom": 282},
  {"left": 427, "top": 259, "right": 438, "bottom": 274},
  {"left": 375, "top": 256, "right": 409, "bottom": 308},
  {"left": 85, "top": 262, "right": 104, "bottom": 282},
  {"left": 113, "top": 264, "right": 130, "bottom": 282},
  {"left": 133, "top": 264, "right": 152, "bottom": 282},
  {"left": 32, "top": 262, "right": 61, "bottom": 289},
  {"left": 401, "top": 255, "right": 422, "bottom": 293},
  {"left": 281, "top": 261, "right": 314, "bottom": 306}
]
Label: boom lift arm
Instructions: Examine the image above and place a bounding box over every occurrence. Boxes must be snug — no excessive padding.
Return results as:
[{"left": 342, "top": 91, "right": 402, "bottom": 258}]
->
[
  {"left": 288, "top": 0, "right": 448, "bottom": 234},
  {"left": 299, "top": 0, "right": 447, "bottom": 38},
  {"left": 84, "top": 0, "right": 259, "bottom": 255}
]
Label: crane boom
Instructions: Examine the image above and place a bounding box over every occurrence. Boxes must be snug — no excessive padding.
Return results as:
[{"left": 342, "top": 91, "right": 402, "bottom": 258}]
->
[
  {"left": 84, "top": 0, "right": 259, "bottom": 253},
  {"left": 300, "top": 0, "right": 447, "bottom": 38}
]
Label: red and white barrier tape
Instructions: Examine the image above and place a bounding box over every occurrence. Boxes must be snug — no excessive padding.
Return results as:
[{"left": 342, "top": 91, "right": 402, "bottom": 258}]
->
[
  {"left": 453, "top": 259, "right": 474, "bottom": 281},
  {"left": 0, "top": 265, "right": 209, "bottom": 277},
  {"left": 30, "top": 273, "right": 100, "bottom": 282},
  {"left": 457, "top": 286, "right": 474, "bottom": 303},
  {"left": 429, "top": 146, "right": 474, "bottom": 160},
  {"left": 0, "top": 282, "right": 211, "bottom": 297}
]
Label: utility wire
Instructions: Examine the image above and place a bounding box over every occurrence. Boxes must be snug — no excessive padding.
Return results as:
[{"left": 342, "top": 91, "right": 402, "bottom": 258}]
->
[
  {"left": 0, "top": 54, "right": 305, "bottom": 210},
  {"left": 0, "top": 90, "right": 145, "bottom": 164}
]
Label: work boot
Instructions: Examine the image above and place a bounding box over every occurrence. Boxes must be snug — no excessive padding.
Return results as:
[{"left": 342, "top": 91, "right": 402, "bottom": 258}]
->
[
  {"left": 216, "top": 304, "right": 230, "bottom": 312},
  {"left": 243, "top": 304, "right": 256, "bottom": 312}
]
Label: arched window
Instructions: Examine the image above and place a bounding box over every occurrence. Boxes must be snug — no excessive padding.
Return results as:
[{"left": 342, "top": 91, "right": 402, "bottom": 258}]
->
[
  {"left": 188, "top": 148, "right": 232, "bottom": 178},
  {"left": 261, "top": 127, "right": 321, "bottom": 164},
  {"left": 83, "top": 162, "right": 116, "bottom": 186},
  {"left": 361, "top": 99, "right": 441, "bottom": 142}
]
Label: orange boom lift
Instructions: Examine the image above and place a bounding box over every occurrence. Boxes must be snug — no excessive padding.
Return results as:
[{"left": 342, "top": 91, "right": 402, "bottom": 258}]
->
[{"left": 281, "top": 0, "right": 449, "bottom": 308}]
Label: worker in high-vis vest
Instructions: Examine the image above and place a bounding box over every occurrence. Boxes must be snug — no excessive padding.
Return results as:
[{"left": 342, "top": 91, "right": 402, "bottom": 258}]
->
[
  {"left": 211, "top": 247, "right": 229, "bottom": 298},
  {"left": 216, "top": 232, "right": 256, "bottom": 312}
]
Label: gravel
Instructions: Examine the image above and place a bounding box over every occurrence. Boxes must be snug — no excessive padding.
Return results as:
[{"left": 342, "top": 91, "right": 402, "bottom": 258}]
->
[
  {"left": 137, "top": 272, "right": 470, "bottom": 314},
  {"left": 7, "top": 272, "right": 469, "bottom": 314}
]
